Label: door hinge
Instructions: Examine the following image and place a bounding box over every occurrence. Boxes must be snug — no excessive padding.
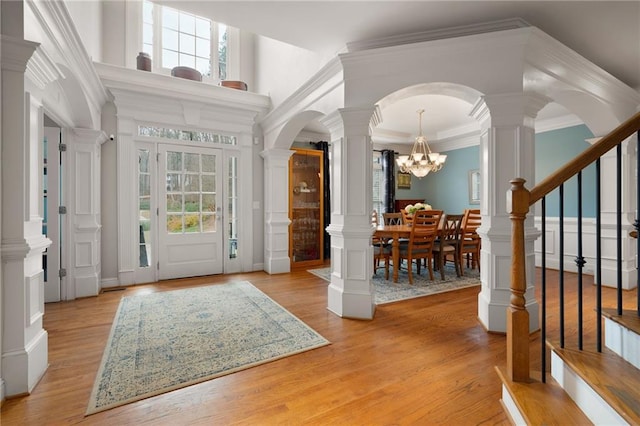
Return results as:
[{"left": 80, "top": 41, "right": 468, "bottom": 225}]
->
[
  {"left": 157, "top": 261, "right": 159, "bottom": 270},
  {"left": 58, "top": 206, "right": 67, "bottom": 214},
  {"left": 59, "top": 268, "right": 67, "bottom": 278},
  {"left": 157, "top": 207, "right": 159, "bottom": 216},
  {"left": 59, "top": 143, "right": 67, "bottom": 152},
  {"left": 156, "top": 153, "right": 160, "bottom": 162}
]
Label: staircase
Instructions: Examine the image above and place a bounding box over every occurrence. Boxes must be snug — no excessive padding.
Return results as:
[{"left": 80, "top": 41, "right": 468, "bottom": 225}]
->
[{"left": 499, "top": 111, "right": 640, "bottom": 425}]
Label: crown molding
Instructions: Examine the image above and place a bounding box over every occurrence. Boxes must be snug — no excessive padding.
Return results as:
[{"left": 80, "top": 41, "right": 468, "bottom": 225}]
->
[
  {"left": 294, "top": 130, "right": 329, "bottom": 143},
  {"left": 371, "top": 127, "right": 410, "bottom": 144},
  {"left": 535, "top": 114, "right": 583, "bottom": 133},
  {"left": 431, "top": 131, "right": 480, "bottom": 152},
  {"left": 435, "top": 122, "right": 481, "bottom": 141},
  {"left": 376, "top": 112, "right": 585, "bottom": 153},
  {"left": 347, "top": 18, "right": 530, "bottom": 52},
  {"left": 526, "top": 28, "right": 640, "bottom": 108}
]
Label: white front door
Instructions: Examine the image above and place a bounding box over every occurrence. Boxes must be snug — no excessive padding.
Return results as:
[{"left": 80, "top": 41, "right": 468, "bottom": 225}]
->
[{"left": 157, "top": 144, "right": 223, "bottom": 280}]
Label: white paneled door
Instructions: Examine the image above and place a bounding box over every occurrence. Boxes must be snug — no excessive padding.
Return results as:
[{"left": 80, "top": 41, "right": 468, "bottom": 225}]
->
[{"left": 157, "top": 144, "right": 223, "bottom": 280}]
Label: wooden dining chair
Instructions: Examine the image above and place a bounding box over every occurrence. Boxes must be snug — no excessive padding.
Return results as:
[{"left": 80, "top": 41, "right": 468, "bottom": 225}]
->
[
  {"left": 382, "top": 212, "right": 408, "bottom": 270},
  {"left": 432, "top": 213, "right": 464, "bottom": 279},
  {"left": 383, "top": 212, "right": 403, "bottom": 225},
  {"left": 401, "top": 209, "right": 413, "bottom": 226},
  {"left": 459, "top": 209, "right": 481, "bottom": 276},
  {"left": 372, "top": 210, "right": 390, "bottom": 279},
  {"left": 399, "top": 209, "right": 443, "bottom": 284}
]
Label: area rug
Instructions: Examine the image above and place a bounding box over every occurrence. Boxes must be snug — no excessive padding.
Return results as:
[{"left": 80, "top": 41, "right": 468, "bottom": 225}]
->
[
  {"left": 308, "top": 263, "right": 480, "bottom": 305},
  {"left": 86, "top": 281, "right": 329, "bottom": 415}
]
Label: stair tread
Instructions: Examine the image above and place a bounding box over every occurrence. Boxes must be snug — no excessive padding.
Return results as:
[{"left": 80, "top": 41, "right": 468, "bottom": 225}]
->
[
  {"left": 495, "top": 366, "right": 591, "bottom": 425},
  {"left": 602, "top": 308, "right": 640, "bottom": 336},
  {"left": 549, "top": 341, "right": 640, "bottom": 425}
]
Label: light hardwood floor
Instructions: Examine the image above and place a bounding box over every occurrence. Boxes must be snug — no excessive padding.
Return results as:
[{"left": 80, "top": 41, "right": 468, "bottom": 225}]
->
[{"left": 0, "top": 267, "right": 629, "bottom": 425}]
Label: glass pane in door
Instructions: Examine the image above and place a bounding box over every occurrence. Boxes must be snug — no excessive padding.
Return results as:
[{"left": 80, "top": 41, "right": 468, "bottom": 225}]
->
[
  {"left": 138, "top": 149, "right": 152, "bottom": 267},
  {"left": 165, "top": 150, "right": 218, "bottom": 234}
]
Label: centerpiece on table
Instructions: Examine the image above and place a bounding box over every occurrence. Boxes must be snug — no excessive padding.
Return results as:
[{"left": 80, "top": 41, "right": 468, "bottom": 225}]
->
[{"left": 404, "top": 202, "right": 432, "bottom": 215}]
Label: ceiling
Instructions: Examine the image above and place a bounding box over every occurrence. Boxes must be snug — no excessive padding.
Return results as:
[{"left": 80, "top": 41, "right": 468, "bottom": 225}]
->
[{"left": 159, "top": 1, "right": 640, "bottom": 143}]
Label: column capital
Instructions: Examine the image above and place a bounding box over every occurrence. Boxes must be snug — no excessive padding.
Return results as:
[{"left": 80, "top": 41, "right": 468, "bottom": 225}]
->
[
  {"left": 471, "top": 92, "right": 553, "bottom": 128},
  {"left": 259, "top": 147, "right": 295, "bottom": 162},
  {"left": 70, "top": 128, "right": 109, "bottom": 146},
  {"left": 1, "top": 36, "right": 38, "bottom": 73},
  {"left": 338, "top": 106, "right": 379, "bottom": 136}
]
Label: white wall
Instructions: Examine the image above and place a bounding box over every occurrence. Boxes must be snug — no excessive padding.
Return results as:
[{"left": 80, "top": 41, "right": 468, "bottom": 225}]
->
[
  {"left": 254, "top": 35, "right": 329, "bottom": 106},
  {"left": 101, "top": 0, "right": 126, "bottom": 67},
  {"left": 100, "top": 102, "right": 118, "bottom": 285},
  {"left": 66, "top": 0, "right": 103, "bottom": 62},
  {"left": 239, "top": 30, "right": 256, "bottom": 93}
]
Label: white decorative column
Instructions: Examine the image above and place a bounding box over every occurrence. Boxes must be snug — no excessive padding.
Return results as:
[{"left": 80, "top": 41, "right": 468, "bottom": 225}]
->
[
  {"left": 260, "top": 148, "right": 294, "bottom": 274},
  {"left": 322, "top": 108, "right": 376, "bottom": 320},
  {"left": 64, "top": 129, "right": 107, "bottom": 299},
  {"left": 115, "top": 116, "right": 137, "bottom": 285},
  {"left": 1, "top": 36, "right": 50, "bottom": 396},
  {"left": 471, "top": 93, "right": 549, "bottom": 333}
]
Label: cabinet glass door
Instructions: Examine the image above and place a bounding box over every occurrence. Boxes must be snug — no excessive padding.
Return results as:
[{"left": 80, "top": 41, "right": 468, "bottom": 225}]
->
[{"left": 289, "top": 149, "right": 324, "bottom": 267}]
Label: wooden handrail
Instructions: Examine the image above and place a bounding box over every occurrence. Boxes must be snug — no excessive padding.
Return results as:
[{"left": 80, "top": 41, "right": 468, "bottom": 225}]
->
[
  {"left": 507, "top": 111, "right": 640, "bottom": 384},
  {"left": 530, "top": 111, "right": 640, "bottom": 205}
]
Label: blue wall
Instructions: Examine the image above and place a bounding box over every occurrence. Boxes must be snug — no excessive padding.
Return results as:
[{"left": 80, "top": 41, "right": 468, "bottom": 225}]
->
[
  {"left": 535, "top": 125, "right": 595, "bottom": 217},
  {"left": 420, "top": 145, "right": 480, "bottom": 214},
  {"left": 397, "top": 124, "right": 595, "bottom": 217},
  {"left": 395, "top": 172, "right": 431, "bottom": 200}
]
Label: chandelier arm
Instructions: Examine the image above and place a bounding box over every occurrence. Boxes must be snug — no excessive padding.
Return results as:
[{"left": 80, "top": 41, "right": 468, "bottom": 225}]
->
[{"left": 397, "top": 108, "right": 447, "bottom": 178}]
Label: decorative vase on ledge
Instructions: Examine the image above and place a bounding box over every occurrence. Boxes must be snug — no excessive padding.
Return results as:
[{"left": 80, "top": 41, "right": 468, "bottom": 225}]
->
[
  {"left": 220, "top": 80, "right": 248, "bottom": 91},
  {"left": 171, "top": 66, "right": 202, "bottom": 82},
  {"left": 136, "top": 52, "right": 151, "bottom": 71}
]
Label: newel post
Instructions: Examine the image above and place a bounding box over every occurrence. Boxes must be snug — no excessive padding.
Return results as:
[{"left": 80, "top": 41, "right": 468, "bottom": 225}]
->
[{"left": 507, "top": 178, "right": 531, "bottom": 382}]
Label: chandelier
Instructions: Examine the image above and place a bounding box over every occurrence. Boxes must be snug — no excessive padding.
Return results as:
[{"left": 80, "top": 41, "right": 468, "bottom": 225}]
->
[{"left": 395, "top": 109, "right": 447, "bottom": 178}]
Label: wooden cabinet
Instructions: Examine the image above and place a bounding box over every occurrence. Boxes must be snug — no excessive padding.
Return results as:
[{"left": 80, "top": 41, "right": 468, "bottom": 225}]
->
[{"left": 289, "top": 149, "right": 324, "bottom": 268}]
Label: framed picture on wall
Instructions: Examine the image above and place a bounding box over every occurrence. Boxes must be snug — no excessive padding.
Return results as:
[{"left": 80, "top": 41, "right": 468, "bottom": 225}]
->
[
  {"left": 469, "top": 169, "right": 480, "bottom": 204},
  {"left": 397, "top": 172, "right": 411, "bottom": 189}
]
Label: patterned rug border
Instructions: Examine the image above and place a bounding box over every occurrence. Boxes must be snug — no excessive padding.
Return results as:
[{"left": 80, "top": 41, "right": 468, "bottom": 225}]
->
[
  {"left": 86, "top": 281, "right": 330, "bottom": 415},
  {"left": 307, "top": 265, "right": 480, "bottom": 305}
]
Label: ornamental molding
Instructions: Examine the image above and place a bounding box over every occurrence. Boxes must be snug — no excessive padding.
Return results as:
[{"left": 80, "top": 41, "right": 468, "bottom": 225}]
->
[
  {"left": 107, "top": 88, "right": 261, "bottom": 135},
  {"left": 27, "top": 0, "right": 109, "bottom": 120},
  {"left": 1, "top": 235, "right": 51, "bottom": 261},
  {"left": 325, "top": 223, "right": 375, "bottom": 239},
  {"left": 347, "top": 18, "right": 530, "bottom": 52},
  {"left": 319, "top": 110, "right": 344, "bottom": 136},
  {"left": 27, "top": 46, "right": 64, "bottom": 89},
  {"left": 97, "top": 63, "right": 270, "bottom": 118}
]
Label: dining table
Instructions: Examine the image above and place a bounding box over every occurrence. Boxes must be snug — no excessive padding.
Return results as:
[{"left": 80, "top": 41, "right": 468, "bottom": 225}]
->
[{"left": 374, "top": 220, "right": 447, "bottom": 283}]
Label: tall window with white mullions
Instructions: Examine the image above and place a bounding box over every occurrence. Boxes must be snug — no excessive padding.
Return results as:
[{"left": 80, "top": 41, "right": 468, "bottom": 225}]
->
[{"left": 142, "top": 0, "right": 231, "bottom": 82}]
